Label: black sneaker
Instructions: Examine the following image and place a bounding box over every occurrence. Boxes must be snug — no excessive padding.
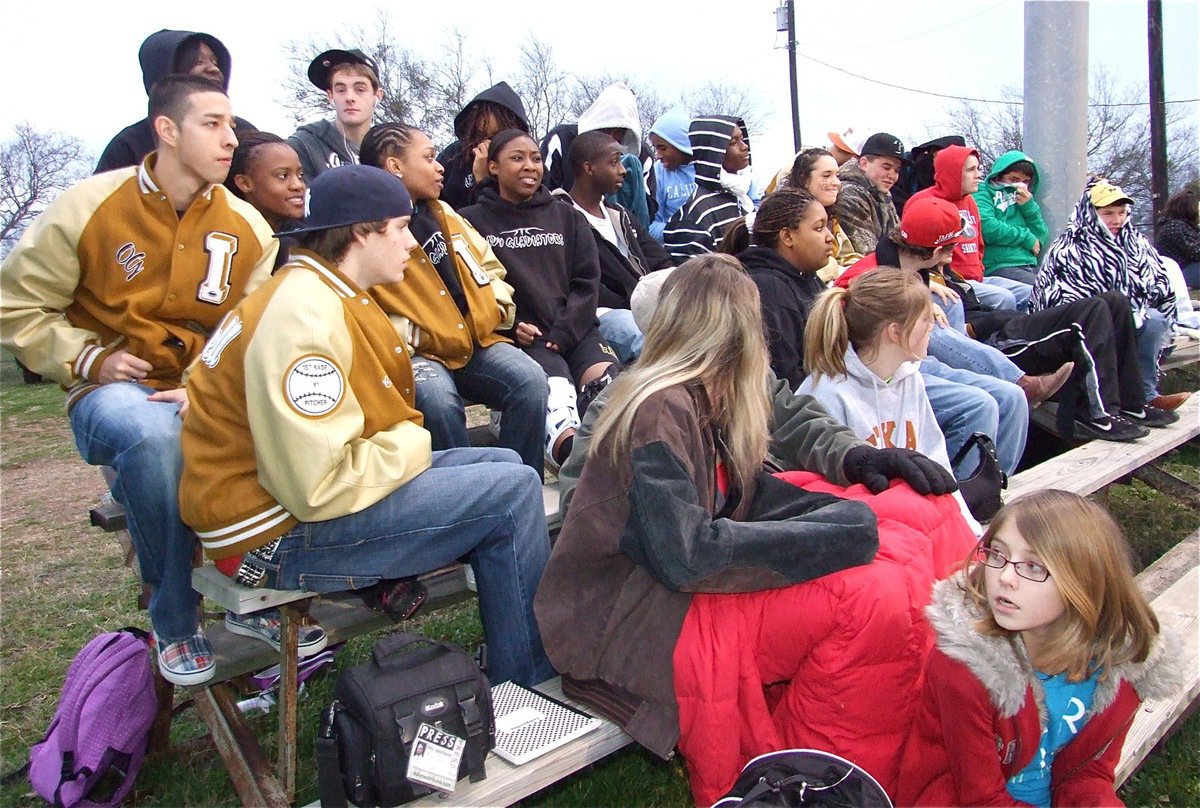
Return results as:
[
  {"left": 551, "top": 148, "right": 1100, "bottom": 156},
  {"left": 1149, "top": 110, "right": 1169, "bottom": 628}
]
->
[
  {"left": 1072, "top": 415, "right": 1148, "bottom": 442},
  {"left": 1120, "top": 406, "right": 1178, "bottom": 428}
]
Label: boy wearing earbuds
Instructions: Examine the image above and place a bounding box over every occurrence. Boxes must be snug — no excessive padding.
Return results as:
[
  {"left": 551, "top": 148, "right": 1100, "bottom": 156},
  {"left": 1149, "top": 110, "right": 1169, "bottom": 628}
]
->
[{"left": 288, "top": 48, "right": 384, "bottom": 180}]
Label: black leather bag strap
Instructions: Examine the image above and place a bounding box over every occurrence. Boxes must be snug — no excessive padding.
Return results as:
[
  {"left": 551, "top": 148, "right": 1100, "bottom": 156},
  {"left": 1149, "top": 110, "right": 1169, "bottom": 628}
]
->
[{"left": 315, "top": 703, "right": 348, "bottom": 808}]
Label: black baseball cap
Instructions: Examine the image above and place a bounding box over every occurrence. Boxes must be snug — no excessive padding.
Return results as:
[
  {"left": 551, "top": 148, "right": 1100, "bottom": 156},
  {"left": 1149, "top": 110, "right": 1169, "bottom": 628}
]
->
[
  {"left": 307, "top": 48, "right": 379, "bottom": 91},
  {"left": 281, "top": 166, "right": 412, "bottom": 237},
  {"left": 860, "top": 132, "right": 909, "bottom": 163}
]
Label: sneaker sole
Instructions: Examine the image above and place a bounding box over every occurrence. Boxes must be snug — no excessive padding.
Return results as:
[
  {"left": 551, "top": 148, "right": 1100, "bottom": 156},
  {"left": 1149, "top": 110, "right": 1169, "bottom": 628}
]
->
[
  {"left": 158, "top": 656, "right": 216, "bottom": 687},
  {"left": 225, "top": 618, "right": 329, "bottom": 658}
]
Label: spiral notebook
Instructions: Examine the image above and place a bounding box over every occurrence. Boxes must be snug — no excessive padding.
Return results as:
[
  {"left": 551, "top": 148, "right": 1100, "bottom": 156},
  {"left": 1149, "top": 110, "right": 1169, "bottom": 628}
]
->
[{"left": 490, "top": 681, "right": 603, "bottom": 765}]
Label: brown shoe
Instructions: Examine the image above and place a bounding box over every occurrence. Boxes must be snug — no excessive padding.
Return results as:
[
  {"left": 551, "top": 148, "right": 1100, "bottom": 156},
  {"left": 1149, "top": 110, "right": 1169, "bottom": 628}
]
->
[
  {"left": 1017, "top": 362, "right": 1075, "bottom": 408},
  {"left": 1149, "top": 391, "right": 1191, "bottom": 412}
]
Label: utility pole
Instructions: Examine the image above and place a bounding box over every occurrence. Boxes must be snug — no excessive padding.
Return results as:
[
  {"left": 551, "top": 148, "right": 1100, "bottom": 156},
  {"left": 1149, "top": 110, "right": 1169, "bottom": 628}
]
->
[
  {"left": 1147, "top": 0, "right": 1168, "bottom": 231},
  {"left": 1023, "top": 1, "right": 1089, "bottom": 241},
  {"left": 777, "top": 1, "right": 801, "bottom": 152}
]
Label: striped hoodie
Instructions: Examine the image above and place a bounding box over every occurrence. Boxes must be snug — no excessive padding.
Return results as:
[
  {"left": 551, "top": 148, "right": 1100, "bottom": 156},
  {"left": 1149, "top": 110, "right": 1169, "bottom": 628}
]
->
[{"left": 662, "top": 116, "right": 751, "bottom": 261}]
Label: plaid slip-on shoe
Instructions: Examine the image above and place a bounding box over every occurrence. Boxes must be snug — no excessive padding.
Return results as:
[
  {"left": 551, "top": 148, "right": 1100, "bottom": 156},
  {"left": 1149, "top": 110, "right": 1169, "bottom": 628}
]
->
[
  {"left": 156, "top": 631, "right": 216, "bottom": 686},
  {"left": 225, "top": 609, "right": 328, "bottom": 658}
]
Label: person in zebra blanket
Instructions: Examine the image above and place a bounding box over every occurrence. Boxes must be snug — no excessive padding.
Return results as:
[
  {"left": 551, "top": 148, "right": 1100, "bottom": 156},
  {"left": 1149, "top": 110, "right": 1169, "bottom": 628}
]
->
[{"left": 1031, "top": 178, "right": 1188, "bottom": 413}]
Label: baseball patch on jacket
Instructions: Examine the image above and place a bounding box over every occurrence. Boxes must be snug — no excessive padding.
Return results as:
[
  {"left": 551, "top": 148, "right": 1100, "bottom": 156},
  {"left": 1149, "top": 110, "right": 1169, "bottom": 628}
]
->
[{"left": 285, "top": 355, "right": 344, "bottom": 416}]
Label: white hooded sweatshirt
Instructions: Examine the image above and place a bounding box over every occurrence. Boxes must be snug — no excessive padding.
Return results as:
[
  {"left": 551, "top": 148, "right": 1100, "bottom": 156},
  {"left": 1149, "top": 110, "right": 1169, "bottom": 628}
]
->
[{"left": 796, "top": 345, "right": 983, "bottom": 535}]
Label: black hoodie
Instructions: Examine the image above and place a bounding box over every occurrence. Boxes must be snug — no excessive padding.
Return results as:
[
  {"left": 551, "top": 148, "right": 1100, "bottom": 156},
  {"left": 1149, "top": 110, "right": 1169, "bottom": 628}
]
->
[
  {"left": 662, "top": 115, "right": 751, "bottom": 262},
  {"left": 460, "top": 183, "right": 600, "bottom": 354},
  {"left": 437, "top": 82, "right": 529, "bottom": 210},
  {"left": 738, "top": 245, "right": 826, "bottom": 389},
  {"left": 95, "top": 30, "right": 254, "bottom": 174}
]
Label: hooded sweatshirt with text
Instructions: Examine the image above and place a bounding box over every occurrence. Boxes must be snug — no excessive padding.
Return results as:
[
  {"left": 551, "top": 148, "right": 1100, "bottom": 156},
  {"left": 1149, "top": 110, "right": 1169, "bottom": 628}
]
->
[
  {"left": 460, "top": 183, "right": 601, "bottom": 354},
  {"left": 910, "top": 145, "right": 986, "bottom": 282},
  {"left": 973, "top": 150, "right": 1049, "bottom": 274}
]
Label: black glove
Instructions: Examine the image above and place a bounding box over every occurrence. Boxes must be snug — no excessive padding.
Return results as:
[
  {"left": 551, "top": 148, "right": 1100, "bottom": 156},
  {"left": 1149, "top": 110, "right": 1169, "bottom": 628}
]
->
[{"left": 842, "top": 446, "right": 959, "bottom": 496}]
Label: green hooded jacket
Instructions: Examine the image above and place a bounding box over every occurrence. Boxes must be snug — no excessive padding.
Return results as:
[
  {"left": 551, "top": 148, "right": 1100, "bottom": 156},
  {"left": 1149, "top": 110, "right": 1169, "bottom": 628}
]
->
[{"left": 973, "top": 150, "right": 1050, "bottom": 274}]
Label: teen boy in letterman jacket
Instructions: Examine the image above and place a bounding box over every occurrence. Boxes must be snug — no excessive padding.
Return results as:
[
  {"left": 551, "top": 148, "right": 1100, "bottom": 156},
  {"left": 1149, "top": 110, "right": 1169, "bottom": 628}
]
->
[
  {"left": 179, "top": 166, "right": 554, "bottom": 687},
  {"left": 662, "top": 115, "right": 754, "bottom": 262},
  {"left": 0, "top": 75, "right": 278, "bottom": 686}
]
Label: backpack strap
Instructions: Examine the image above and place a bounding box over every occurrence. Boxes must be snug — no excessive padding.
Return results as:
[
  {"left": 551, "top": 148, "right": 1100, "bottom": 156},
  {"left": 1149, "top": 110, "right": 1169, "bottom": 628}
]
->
[
  {"left": 454, "top": 682, "right": 487, "bottom": 783},
  {"left": 315, "top": 703, "right": 348, "bottom": 808}
]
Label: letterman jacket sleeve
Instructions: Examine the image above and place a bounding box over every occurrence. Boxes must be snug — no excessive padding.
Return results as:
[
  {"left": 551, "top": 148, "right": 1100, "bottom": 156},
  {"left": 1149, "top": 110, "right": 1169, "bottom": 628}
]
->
[
  {"left": 0, "top": 173, "right": 133, "bottom": 385},
  {"left": 543, "top": 209, "right": 602, "bottom": 354},
  {"left": 449, "top": 208, "right": 516, "bottom": 330},
  {"left": 244, "top": 274, "right": 432, "bottom": 522}
]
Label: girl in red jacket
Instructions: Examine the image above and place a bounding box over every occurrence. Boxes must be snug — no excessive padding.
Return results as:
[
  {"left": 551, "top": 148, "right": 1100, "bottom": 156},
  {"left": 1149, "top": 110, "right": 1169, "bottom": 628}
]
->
[{"left": 899, "top": 490, "right": 1180, "bottom": 806}]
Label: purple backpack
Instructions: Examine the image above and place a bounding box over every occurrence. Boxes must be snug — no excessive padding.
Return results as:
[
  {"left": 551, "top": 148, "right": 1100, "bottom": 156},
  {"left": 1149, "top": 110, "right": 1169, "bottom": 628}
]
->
[{"left": 29, "top": 628, "right": 157, "bottom": 807}]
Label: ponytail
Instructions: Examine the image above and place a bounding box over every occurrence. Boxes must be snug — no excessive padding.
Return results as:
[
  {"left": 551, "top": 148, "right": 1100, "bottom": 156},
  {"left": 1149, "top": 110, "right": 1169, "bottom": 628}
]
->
[
  {"left": 804, "top": 286, "right": 853, "bottom": 379},
  {"left": 804, "top": 266, "right": 931, "bottom": 381}
]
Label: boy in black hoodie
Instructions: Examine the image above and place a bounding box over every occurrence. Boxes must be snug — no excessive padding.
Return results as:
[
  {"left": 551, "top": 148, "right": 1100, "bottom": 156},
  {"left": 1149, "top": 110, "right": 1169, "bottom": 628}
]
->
[
  {"left": 95, "top": 30, "right": 255, "bottom": 174},
  {"left": 460, "top": 130, "right": 618, "bottom": 467},
  {"left": 287, "top": 48, "right": 383, "bottom": 180},
  {"left": 437, "top": 82, "right": 530, "bottom": 210},
  {"left": 662, "top": 115, "right": 753, "bottom": 262},
  {"left": 557, "top": 131, "right": 673, "bottom": 363}
]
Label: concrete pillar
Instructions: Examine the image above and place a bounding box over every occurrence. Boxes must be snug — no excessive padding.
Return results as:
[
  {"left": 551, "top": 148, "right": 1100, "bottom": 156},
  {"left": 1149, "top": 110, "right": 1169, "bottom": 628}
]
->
[{"left": 1023, "top": 1, "right": 1089, "bottom": 241}]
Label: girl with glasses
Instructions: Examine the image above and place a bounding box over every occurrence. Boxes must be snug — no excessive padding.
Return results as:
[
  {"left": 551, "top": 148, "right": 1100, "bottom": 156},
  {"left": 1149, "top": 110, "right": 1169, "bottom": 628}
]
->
[{"left": 899, "top": 490, "right": 1180, "bottom": 806}]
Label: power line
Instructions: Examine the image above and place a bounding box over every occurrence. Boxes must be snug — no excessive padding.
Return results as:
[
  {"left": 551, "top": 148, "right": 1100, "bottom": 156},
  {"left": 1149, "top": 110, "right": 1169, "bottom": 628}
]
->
[{"left": 795, "top": 52, "right": 1200, "bottom": 108}]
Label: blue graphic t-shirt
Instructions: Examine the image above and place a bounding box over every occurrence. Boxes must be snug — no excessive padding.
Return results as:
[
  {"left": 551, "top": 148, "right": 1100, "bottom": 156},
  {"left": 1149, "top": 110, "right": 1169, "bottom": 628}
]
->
[{"left": 1006, "top": 669, "right": 1100, "bottom": 806}]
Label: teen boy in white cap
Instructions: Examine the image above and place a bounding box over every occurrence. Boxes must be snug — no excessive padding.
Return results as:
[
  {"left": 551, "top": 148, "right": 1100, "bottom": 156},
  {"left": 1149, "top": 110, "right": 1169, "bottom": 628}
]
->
[
  {"left": 288, "top": 48, "right": 383, "bottom": 180},
  {"left": 180, "top": 165, "right": 555, "bottom": 687}
]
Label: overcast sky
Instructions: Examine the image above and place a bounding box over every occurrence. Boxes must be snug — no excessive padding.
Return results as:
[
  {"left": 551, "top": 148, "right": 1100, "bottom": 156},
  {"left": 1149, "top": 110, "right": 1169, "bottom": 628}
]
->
[{"left": 2, "top": 0, "right": 1196, "bottom": 184}]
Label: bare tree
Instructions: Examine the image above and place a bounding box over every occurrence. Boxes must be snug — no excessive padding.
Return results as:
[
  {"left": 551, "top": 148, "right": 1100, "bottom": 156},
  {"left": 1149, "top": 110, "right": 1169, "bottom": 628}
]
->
[
  {"left": 276, "top": 11, "right": 480, "bottom": 143},
  {"left": 511, "top": 37, "right": 575, "bottom": 141},
  {"left": 1, "top": 123, "right": 89, "bottom": 253},
  {"left": 685, "top": 82, "right": 771, "bottom": 141},
  {"left": 940, "top": 67, "right": 1199, "bottom": 228}
]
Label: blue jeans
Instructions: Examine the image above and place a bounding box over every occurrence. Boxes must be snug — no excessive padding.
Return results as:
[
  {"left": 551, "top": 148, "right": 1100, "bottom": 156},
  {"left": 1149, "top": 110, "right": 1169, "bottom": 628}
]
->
[
  {"left": 412, "top": 343, "right": 548, "bottom": 479},
  {"left": 922, "top": 359, "right": 1027, "bottom": 477},
  {"left": 968, "top": 280, "right": 1018, "bottom": 312},
  {"left": 933, "top": 293, "right": 967, "bottom": 332},
  {"left": 268, "top": 447, "right": 554, "bottom": 687},
  {"left": 598, "top": 308, "right": 644, "bottom": 365},
  {"left": 928, "top": 325, "right": 1024, "bottom": 384},
  {"left": 1136, "top": 309, "right": 1172, "bottom": 399},
  {"left": 984, "top": 275, "right": 1032, "bottom": 312},
  {"left": 69, "top": 383, "right": 200, "bottom": 642}
]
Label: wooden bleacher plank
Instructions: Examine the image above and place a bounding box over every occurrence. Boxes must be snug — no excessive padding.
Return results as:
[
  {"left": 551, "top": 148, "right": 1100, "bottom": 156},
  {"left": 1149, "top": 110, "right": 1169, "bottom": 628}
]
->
[
  {"left": 1136, "top": 531, "right": 1199, "bottom": 601},
  {"left": 193, "top": 565, "right": 316, "bottom": 613},
  {"left": 1160, "top": 333, "right": 1199, "bottom": 372},
  {"left": 1005, "top": 395, "right": 1200, "bottom": 502},
  {"left": 1116, "top": 564, "right": 1200, "bottom": 786},
  {"left": 544, "top": 483, "right": 561, "bottom": 532}
]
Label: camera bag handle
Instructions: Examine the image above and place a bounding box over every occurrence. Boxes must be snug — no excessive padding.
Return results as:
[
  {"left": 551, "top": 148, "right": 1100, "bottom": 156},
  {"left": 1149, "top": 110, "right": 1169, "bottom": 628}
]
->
[{"left": 315, "top": 702, "right": 348, "bottom": 808}]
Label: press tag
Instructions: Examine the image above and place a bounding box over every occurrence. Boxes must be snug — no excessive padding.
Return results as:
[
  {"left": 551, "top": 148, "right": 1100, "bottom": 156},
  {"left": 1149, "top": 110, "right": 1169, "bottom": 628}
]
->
[
  {"left": 406, "top": 722, "right": 465, "bottom": 793},
  {"left": 452, "top": 234, "right": 491, "bottom": 287}
]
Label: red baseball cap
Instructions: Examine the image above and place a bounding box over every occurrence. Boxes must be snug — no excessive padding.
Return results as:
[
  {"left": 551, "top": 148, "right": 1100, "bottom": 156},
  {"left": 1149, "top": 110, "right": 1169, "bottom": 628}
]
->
[{"left": 899, "top": 197, "right": 968, "bottom": 249}]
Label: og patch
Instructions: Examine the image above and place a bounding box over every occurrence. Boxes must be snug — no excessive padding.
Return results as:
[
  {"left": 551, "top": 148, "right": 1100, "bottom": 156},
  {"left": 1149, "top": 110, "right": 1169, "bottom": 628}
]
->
[{"left": 285, "top": 355, "right": 344, "bottom": 416}]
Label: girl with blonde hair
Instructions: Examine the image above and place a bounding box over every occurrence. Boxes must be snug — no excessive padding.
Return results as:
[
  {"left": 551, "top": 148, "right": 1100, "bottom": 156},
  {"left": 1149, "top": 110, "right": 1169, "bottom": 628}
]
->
[
  {"left": 535, "top": 254, "right": 879, "bottom": 804},
  {"left": 796, "top": 267, "right": 980, "bottom": 532},
  {"left": 900, "top": 490, "right": 1179, "bottom": 805}
]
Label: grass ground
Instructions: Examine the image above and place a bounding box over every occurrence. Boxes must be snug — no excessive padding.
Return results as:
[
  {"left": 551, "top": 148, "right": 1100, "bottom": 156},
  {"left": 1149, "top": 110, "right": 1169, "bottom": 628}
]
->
[{"left": 0, "top": 352, "right": 1196, "bottom": 807}]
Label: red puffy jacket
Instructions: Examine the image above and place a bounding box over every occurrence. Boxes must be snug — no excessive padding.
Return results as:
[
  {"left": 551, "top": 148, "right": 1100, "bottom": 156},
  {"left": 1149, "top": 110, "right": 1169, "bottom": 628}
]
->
[{"left": 673, "top": 473, "right": 976, "bottom": 805}]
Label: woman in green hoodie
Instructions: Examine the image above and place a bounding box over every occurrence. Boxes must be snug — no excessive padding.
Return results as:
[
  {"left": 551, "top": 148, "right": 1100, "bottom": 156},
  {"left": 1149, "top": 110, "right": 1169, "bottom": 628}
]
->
[{"left": 973, "top": 151, "right": 1050, "bottom": 288}]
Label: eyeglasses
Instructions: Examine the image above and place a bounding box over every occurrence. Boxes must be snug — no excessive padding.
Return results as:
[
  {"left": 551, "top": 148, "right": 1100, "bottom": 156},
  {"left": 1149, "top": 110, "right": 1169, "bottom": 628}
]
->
[{"left": 976, "top": 545, "right": 1051, "bottom": 582}]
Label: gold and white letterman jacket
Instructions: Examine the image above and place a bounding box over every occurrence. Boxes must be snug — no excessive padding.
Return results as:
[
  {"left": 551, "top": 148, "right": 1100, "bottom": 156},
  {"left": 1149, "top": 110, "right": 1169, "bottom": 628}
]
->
[
  {"left": 370, "top": 200, "right": 516, "bottom": 370},
  {"left": 0, "top": 155, "right": 278, "bottom": 408},
  {"left": 180, "top": 250, "right": 431, "bottom": 561}
]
